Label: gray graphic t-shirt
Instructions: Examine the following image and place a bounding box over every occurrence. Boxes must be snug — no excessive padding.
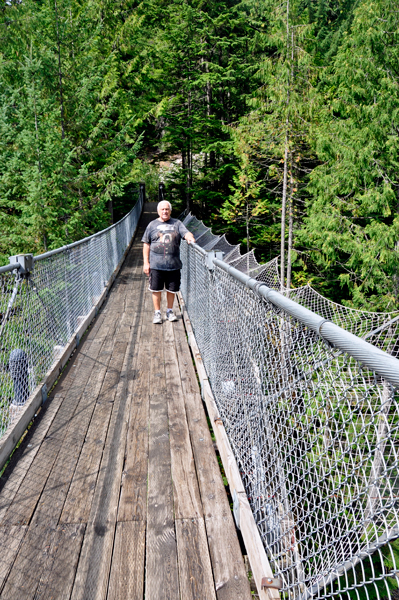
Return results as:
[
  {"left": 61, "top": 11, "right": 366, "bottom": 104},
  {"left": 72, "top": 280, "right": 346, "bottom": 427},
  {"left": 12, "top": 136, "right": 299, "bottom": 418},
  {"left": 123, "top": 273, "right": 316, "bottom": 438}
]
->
[{"left": 141, "top": 217, "right": 189, "bottom": 271}]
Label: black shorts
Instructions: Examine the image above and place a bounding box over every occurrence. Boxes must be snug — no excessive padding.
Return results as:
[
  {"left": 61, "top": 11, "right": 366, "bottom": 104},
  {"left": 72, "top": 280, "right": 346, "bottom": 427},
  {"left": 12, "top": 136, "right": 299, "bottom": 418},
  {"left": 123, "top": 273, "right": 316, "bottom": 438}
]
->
[{"left": 149, "top": 269, "right": 181, "bottom": 293}]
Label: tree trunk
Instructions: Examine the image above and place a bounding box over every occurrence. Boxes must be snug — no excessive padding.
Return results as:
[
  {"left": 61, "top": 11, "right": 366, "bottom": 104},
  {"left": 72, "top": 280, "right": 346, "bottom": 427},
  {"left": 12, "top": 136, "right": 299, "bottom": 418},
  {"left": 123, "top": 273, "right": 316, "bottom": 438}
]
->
[
  {"left": 286, "top": 156, "right": 294, "bottom": 296},
  {"left": 54, "top": 0, "right": 65, "bottom": 139},
  {"left": 280, "top": 1, "right": 291, "bottom": 293},
  {"left": 280, "top": 133, "right": 289, "bottom": 292},
  {"left": 107, "top": 199, "right": 113, "bottom": 224},
  {"left": 246, "top": 201, "right": 250, "bottom": 255},
  {"left": 286, "top": 27, "right": 295, "bottom": 296}
]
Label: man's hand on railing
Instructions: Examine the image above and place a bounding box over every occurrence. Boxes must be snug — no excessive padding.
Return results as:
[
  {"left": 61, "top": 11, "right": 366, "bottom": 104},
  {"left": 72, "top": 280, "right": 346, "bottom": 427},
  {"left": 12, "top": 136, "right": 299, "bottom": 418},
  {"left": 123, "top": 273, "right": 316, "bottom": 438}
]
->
[{"left": 184, "top": 232, "right": 195, "bottom": 244}]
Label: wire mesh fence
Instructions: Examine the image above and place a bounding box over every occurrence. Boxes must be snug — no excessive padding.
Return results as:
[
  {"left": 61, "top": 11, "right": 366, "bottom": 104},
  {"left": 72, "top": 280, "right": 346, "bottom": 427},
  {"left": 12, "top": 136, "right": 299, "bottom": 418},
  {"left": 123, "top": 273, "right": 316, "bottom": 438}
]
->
[
  {"left": 180, "top": 240, "right": 399, "bottom": 600},
  {"left": 0, "top": 188, "right": 143, "bottom": 437},
  {"left": 181, "top": 212, "right": 399, "bottom": 356}
]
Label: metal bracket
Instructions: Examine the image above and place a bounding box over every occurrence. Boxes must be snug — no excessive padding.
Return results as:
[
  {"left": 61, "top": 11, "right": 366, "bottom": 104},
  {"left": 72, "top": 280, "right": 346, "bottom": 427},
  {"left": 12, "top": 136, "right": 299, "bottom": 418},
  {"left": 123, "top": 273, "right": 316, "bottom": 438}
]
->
[
  {"left": 261, "top": 577, "right": 283, "bottom": 590},
  {"left": 205, "top": 250, "right": 224, "bottom": 271},
  {"left": 232, "top": 489, "right": 240, "bottom": 530},
  {"left": 41, "top": 383, "right": 48, "bottom": 405},
  {"left": 9, "top": 254, "right": 34, "bottom": 276}
]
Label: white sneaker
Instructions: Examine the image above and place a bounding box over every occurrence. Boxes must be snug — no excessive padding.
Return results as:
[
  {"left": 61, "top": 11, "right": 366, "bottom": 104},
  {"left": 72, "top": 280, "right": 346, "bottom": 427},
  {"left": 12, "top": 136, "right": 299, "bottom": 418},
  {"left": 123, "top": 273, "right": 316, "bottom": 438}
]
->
[
  {"left": 153, "top": 311, "right": 162, "bottom": 324},
  {"left": 166, "top": 309, "right": 177, "bottom": 322}
]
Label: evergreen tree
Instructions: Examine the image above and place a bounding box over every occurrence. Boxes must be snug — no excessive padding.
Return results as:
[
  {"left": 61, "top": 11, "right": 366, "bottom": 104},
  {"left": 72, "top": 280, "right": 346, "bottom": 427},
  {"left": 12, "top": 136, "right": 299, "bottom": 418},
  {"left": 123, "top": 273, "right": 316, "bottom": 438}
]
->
[
  {"left": 0, "top": 0, "right": 142, "bottom": 262},
  {"left": 299, "top": 0, "right": 399, "bottom": 310}
]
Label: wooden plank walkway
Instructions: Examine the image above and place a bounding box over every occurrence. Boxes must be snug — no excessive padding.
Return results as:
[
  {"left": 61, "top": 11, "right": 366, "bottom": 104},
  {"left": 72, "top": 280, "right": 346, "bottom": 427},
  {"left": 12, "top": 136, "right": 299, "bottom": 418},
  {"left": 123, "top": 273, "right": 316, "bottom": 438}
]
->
[{"left": 0, "top": 203, "right": 251, "bottom": 600}]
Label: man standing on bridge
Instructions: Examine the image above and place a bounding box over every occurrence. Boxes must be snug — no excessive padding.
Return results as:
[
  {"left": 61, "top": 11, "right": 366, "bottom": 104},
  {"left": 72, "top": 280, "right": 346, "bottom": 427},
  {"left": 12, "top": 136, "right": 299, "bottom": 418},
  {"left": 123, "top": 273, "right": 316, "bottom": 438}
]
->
[{"left": 142, "top": 200, "right": 195, "bottom": 324}]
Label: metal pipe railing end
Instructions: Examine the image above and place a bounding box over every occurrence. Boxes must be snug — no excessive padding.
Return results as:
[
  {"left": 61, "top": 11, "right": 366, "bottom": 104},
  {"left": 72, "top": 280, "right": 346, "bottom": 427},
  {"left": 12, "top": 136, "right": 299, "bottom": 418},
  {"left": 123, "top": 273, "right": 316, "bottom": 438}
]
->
[{"left": 0, "top": 263, "right": 21, "bottom": 275}]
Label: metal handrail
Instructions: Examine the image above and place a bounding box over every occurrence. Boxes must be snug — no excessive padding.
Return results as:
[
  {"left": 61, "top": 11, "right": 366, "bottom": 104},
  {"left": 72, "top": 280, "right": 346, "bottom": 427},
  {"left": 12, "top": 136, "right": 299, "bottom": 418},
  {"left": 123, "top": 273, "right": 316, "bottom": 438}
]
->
[
  {"left": 213, "top": 257, "right": 399, "bottom": 388},
  {"left": 34, "top": 192, "right": 141, "bottom": 262},
  {"left": 0, "top": 263, "right": 21, "bottom": 274}
]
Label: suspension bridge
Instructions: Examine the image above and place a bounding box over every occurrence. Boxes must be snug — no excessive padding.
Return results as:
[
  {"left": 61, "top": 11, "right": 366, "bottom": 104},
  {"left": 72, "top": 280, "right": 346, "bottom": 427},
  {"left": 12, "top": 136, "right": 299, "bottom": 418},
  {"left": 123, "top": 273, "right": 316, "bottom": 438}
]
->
[{"left": 0, "top": 190, "right": 398, "bottom": 600}]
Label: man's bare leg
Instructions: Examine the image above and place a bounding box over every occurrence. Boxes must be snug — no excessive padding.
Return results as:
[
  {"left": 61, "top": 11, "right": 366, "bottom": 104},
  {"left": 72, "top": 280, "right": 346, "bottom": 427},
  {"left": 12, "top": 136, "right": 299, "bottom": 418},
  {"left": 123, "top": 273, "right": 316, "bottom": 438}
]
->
[
  {"left": 166, "top": 291, "right": 175, "bottom": 310},
  {"left": 152, "top": 292, "right": 161, "bottom": 311}
]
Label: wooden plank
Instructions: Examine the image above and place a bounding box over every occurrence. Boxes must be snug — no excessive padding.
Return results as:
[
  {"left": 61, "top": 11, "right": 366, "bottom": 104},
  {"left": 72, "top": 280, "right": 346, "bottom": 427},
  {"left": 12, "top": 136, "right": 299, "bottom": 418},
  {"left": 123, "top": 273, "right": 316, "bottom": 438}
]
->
[
  {"left": 107, "top": 521, "right": 145, "bottom": 600},
  {"left": 0, "top": 525, "right": 26, "bottom": 595},
  {"left": 178, "top": 295, "right": 279, "bottom": 600},
  {"left": 0, "top": 392, "right": 64, "bottom": 524},
  {"left": 117, "top": 267, "right": 151, "bottom": 523},
  {"left": 29, "top": 339, "right": 128, "bottom": 528},
  {"left": 145, "top": 394, "right": 179, "bottom": 600},
  {"left": 97, "top": 249, "right": 141, "bottom": 341},
  {"left": 0, "top": 524, "right": 56, "bottom": 599},
  {"left": 70, "top": 323, "right": 133, "bottom": 600},
  {"left": 84, "top": 311, "right": 107, "bottom": 341},
  {"left": 52, "top": 338, "right": 94, "bottom": 397},
  {"left": 175, "top": 518, "right": 217, "bottom": 600},
  {"left": 29, "top": 439, "right": 84, "bottom": 528},
  {"left": 146, "top": 395, "right": 174, "bottom": 526},
  {"left": 163, "top": 320, "right": 202, "bottom": 519},
  {"left": 60, "top": 438, "right": 108, "bottom": 525},
  {"left": 182, "top": 391, "right": 233, "bottom": 519},
  {"left": 185, "top": 399, "right": 251, "bottom": 600},
  {"left": 146, "top": 522, "right": 179, "bottom": 600},
  {"left": 173, "top": 316, "right": 252, "bottom": 599},
  {"left": 149, "top": 292, "right": 168, "bottom": 395},
  {"left": 205, "top": 515, "right": 252, "bottom": 600},
  {"left": 43, "top": 336, "right": 107, "bottom": 442},
  {"left": 62, "top": 262, "right": 146, "bottom": 525},
  {"left": 1, "top": 438, "right": 60, "bottom": 527},
  {"left": 1, "top": 335, "right": 109, "bottom": 526},
  {"left": 173, "top": 322, "right": 232, "bottom": 518},
  {"left": 69, "top": 518, "right": 116, "bottom": 600},
  {"left": 117, "top": 361, "right": 149, "bottom": 522},
  {"left": 34, "top": 524, "right": 85, "bottom": 600}
]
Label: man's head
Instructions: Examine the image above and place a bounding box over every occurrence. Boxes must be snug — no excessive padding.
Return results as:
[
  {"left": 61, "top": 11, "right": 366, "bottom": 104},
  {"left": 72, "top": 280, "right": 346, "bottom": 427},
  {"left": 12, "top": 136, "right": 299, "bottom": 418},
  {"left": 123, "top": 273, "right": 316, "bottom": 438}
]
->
[{"left": 157, "top": 200, "right": 172, "bottom": 222}]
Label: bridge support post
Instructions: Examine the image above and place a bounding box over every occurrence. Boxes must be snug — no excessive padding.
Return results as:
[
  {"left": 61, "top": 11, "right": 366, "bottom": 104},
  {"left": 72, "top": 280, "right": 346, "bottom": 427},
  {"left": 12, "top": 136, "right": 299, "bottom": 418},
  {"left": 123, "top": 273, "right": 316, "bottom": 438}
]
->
[
  {"left": 140, "top": 182, "right": 146, "bottom": 204},
  {"left": 158, "top": 182, "right": 165, "bottom": 202}
]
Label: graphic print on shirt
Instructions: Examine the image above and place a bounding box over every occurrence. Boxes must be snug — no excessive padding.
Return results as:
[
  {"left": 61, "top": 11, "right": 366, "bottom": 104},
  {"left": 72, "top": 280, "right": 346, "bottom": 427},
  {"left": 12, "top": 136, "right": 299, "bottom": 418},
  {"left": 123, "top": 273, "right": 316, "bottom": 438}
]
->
[
  {"left": 141, "top": 217, "right": 189, "bottom": 271},
  {"left": 153, "top": 223, "right": 178, "bottom": 257}
]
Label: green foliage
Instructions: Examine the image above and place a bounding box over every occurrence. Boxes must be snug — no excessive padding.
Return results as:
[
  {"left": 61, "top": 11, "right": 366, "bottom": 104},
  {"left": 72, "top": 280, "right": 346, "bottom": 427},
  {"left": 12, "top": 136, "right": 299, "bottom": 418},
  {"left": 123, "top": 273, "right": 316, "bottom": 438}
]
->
[
  {"left": 300, "top": 0, "right": 399, "bottom": 310},
  {"left": 0, "top": 0, "right": 143, "bottom": 263},
  {"left": 333, "top": 539, "right": 399, "bottom": 600},
  {"left": 2, "top": 0, "right": 399, "bottom": 312}
]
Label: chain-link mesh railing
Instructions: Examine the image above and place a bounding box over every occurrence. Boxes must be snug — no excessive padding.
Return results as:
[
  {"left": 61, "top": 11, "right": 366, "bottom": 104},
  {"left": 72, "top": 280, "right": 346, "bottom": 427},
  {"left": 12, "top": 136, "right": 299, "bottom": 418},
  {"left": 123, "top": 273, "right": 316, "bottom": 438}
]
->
[
  {"left": 181, "top": 213, "right": 399, "bottom": 355},
  {"left": 180, "top": 240, "right": 399, "bottom": 600},
  {"left": 0, "top": 188, "right": 143, "bottom": 436}
]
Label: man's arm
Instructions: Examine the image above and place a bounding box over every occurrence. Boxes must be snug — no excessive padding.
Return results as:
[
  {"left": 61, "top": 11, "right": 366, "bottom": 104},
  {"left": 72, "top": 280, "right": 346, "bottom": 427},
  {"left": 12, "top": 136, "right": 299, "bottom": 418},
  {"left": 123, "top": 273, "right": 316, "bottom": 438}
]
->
[
  {"left": 184, "top": 232, "right": 195, "bottom": 244},
  {"left": 143, "top": 243, "right": 150, "bottom": 275}
]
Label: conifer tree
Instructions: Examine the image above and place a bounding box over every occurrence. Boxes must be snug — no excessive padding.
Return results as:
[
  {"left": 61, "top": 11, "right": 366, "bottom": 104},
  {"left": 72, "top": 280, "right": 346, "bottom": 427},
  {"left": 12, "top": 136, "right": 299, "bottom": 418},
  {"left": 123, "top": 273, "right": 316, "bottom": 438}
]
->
[
  {"left": 299, "top": 0, "right": 399, "bottom": 310},
  {"left": 0, "top": 0, "right": 142, "bottom": 261}
]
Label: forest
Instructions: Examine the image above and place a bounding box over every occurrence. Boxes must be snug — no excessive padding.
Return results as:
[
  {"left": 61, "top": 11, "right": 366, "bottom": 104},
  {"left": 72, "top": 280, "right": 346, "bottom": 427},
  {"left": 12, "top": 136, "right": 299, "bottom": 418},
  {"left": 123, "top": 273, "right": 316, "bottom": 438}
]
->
[{"left": 1, "top": 0, "right": 399, "bottom": 311}]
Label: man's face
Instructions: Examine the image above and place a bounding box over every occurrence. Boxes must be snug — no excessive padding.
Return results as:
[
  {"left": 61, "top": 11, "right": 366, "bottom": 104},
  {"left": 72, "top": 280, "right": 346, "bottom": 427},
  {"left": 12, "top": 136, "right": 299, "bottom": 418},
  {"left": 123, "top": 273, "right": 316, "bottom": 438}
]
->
[{"left": 158, "top": 202, "right": 171, "bottom": 222}]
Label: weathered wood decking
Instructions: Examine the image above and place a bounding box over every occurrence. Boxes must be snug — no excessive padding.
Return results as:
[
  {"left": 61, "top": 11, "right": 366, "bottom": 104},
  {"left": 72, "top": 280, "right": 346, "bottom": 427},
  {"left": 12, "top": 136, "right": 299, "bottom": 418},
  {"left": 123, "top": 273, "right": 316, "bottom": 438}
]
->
[{"left": 0, "top": 203, "right": 251, "bottom": 600}]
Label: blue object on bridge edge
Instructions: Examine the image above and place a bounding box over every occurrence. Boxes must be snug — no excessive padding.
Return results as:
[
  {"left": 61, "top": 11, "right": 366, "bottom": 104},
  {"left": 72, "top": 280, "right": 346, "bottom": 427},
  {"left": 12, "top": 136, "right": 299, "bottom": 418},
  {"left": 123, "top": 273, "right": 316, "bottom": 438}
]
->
[{"left": 9, "top": 349, "right": 29, "bottom": 406}]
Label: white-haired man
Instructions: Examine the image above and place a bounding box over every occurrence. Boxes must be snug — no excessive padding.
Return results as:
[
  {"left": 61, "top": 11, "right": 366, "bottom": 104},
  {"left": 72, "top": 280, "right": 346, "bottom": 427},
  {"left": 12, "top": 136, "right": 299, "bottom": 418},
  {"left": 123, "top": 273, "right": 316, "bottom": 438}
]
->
[{"left": 142, "top": 200, "right": 195, "bottom": 323}]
